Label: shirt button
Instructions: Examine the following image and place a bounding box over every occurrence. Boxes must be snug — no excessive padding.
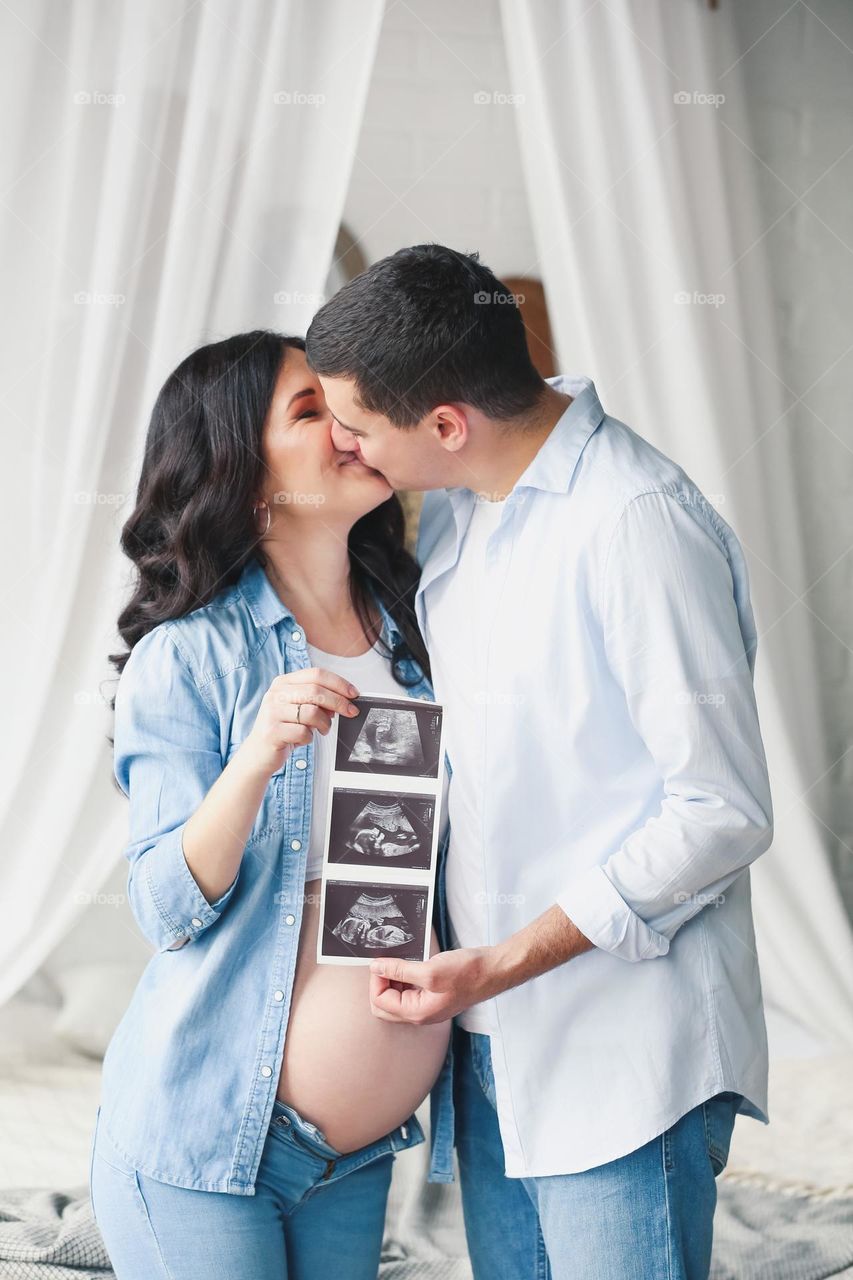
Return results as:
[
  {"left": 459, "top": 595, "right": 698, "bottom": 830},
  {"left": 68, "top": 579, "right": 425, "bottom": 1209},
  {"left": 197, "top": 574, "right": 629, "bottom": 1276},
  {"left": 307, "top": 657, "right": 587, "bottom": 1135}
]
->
[
  {"left": 273, "top": 990, "right": 284, "bottom": 1001},
  {"left": 260, "top": 1066, "right": 273, "bottom": 1078},
  {"left": 291, "top": 630, "right": 302, "bottom": 643},
  {"left": 285, "top": 914, "right": 296, "bottom": 926},
  {"left": 291, "top": 839, "right": 302, "bottom": 851},
  {"left": 191, "top": 917, "right": 203, "bottom": 928},
  {"left": 295, "top": 759, "right": 307, "bottom": 770}
]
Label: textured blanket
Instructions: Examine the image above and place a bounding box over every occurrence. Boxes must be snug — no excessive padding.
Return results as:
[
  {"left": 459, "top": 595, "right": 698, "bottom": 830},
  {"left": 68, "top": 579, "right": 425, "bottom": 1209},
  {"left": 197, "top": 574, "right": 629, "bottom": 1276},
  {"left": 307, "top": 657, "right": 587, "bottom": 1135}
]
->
[{"left": 2, "top": 1178, "right": 853, "bottom": 1280}]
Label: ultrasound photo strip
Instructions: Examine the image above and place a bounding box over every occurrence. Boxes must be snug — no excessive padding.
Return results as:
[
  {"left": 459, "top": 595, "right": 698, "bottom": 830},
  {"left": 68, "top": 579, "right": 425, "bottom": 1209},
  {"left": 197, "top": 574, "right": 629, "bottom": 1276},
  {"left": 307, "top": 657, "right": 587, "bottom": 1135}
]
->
[
  {"left": 316, "top": 692, "right": 446, "bottom": 966},
  {"left": 333, "top": 694, "right": 443, "bottom": 781}
]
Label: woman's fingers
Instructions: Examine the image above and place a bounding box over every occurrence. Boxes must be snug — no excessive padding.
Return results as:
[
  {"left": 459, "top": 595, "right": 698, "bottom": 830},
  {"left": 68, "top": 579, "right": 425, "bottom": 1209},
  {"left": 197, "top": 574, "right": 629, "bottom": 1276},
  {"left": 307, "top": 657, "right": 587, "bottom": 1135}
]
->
[
  {"left": 282, "top": 702, "right": 333, "bottom": 735},
  {"left": 271, "top": 669, "right": 359, "bottom": 719}
]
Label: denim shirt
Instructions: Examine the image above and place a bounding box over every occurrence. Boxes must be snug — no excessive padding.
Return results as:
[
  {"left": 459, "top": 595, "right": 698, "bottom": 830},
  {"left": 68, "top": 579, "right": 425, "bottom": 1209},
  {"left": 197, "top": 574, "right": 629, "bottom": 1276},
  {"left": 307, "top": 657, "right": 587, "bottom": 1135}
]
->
[{"left": 100, "top": 556, "right": 457, "bottom": 1194}]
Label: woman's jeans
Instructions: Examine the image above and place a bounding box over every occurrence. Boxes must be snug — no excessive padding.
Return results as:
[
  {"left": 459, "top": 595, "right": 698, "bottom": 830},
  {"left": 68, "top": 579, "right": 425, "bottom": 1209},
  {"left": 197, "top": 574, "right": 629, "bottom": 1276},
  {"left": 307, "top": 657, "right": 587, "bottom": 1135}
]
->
[
  {"left": 454, "top": 1026, "right": 740, "bottom": 1280},
  {"left": 89, "top": 1098, "right": 424, "bottom": 1280}
]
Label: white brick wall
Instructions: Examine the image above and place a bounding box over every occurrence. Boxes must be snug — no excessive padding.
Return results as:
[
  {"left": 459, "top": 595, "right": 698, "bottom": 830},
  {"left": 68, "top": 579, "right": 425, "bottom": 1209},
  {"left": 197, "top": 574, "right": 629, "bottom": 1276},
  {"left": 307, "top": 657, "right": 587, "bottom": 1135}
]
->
[
  {"left": 342, "top": 0, "right": 537, "bottom": 275},
  {"left": 343, "top": 0, "right": 853, "bottom": 913}
]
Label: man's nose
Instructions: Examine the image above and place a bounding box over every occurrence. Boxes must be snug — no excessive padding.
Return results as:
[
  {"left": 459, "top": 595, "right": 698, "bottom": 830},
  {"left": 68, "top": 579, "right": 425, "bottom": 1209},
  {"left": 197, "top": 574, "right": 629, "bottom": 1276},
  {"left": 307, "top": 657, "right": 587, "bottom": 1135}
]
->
[{"left": 330, "top": 418, "right": 358, "bottom": 453}]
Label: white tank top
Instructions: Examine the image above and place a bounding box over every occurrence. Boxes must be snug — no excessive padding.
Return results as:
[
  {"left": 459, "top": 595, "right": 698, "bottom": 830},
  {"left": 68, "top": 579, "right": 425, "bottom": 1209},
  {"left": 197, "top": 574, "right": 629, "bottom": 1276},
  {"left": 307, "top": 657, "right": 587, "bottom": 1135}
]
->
[
  {"left": 303, "top": 640, "right": 449, "bottom": 880},
  {"left": 422, "top": 494, "right": 508, "bottom": 1034}
]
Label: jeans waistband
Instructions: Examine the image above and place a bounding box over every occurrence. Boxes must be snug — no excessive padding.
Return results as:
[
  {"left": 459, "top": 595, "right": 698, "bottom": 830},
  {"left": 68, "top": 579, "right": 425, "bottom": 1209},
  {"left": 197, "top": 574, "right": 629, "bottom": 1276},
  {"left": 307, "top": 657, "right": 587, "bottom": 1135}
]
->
[{"left": 269, "top": 1098, "right": 425, "bottom": 1161}]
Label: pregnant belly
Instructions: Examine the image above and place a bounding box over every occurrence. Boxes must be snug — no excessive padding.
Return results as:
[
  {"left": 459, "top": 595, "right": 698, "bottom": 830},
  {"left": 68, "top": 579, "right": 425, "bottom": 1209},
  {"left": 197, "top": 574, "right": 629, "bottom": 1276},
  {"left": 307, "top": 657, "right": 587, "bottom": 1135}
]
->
[{"left": 276, "top": 879, "right": 451, "bottom": 1153}]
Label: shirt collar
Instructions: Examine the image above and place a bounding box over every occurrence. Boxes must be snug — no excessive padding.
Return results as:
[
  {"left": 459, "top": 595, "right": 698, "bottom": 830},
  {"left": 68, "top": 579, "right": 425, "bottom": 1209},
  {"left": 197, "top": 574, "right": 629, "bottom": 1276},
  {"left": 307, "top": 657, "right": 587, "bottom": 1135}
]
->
[
  {"left": 238, "top": 557, "right": 297, "bottom": 629},
  {"left": 238, "top": 555, "right": 405, "bottom": 647},
  {"left": 440, "top": 374, "right": 605, "bottom": 512},
  {"left": 513, "top": 375, "right": 605, "bottom": 495}
]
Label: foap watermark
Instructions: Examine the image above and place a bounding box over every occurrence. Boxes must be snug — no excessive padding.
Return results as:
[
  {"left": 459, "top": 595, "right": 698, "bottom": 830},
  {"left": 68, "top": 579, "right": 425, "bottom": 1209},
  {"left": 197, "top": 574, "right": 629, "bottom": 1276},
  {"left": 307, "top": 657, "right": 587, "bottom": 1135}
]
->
[
  {"left": 273, "top": 490, "right": 326, "bottom": 506},
  {"left": 673, "top": 90, "right": 725, "bottom": 109},
  {"left": 474, "top": 289, "right": 525, "bottom": 306},
  {"left": 675, "top": 690, "right": 726, "bottom": 708},
  {"left": 473, "top": 90, "right": 525, "bottom": 106},
  {"left": 73, "top": 689, "right": 110, "bottom": 708},
  {"left": 473, "top": 487, "right": 525, "bottom": 506},
  {"left": 472, "top": 690, "right": 526, "bottom": 708},
  {"left": 275, "top": 890, "right": 321, "bottom": 906},
  {"left": 273, "top": 90, "right": 325, "bottom": 107},
  {"left": 73, "top": 489, "right": 129, "bottom": 506},
  {"left": 674, "top": 489, "right": 727, "bottom": 509},
  {"left": 74, "top": 890, "right": 126, "bottom": 906},
  {"left": 475, "top": 890, "right": 526, "bottom": 907},
  {"left": 674, "top": 890, "right": 726, "bottom": 908},
  {"left": 274, "top": 289, "right": 326, "bottom": 308},
  {"left": 674, "top": 290, "right": 726, "bottom": 308},
  {"left": 73, "top": 90, "right": 126, "bottom": 106},
  {"left": 74, "top": 290, "right": 126, "bottom": 308}
]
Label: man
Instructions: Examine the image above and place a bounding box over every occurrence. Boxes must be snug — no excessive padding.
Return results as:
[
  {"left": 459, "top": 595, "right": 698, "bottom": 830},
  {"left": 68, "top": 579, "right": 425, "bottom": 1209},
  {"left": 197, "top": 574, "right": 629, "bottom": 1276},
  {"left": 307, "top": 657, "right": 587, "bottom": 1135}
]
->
[{"left": 305, "top": 245, "right": 773, "bottom": 1280}]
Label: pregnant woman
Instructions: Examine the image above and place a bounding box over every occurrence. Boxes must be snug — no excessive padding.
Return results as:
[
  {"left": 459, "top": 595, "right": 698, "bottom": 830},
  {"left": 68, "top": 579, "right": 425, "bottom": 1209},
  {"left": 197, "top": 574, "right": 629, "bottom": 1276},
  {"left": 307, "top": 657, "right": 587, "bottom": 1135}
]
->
[{"left": 88, "top": 332, "right": 451, "bottom": 1280}]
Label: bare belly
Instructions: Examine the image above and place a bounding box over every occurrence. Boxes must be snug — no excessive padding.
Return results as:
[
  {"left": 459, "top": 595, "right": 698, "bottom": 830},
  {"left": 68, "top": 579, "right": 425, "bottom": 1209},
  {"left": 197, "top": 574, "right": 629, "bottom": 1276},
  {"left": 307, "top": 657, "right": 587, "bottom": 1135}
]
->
[{"left": 276, "top": 879, "right": 451, "bottom": 1153}]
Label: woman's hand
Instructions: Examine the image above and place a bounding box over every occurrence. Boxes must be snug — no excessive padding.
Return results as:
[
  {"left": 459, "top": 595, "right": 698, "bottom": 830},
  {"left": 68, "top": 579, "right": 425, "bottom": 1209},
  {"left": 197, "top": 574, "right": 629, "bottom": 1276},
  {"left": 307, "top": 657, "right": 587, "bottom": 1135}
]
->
[{"left": 241, "top": 668, "right": 361, "bottom": 777}]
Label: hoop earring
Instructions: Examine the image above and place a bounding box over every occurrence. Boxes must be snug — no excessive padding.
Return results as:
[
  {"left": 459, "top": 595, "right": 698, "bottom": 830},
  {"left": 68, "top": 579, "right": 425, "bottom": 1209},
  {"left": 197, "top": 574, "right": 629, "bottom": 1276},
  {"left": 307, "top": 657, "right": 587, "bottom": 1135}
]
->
[{"left": 253, "top": 501, "right": 271, "bottom": 536}]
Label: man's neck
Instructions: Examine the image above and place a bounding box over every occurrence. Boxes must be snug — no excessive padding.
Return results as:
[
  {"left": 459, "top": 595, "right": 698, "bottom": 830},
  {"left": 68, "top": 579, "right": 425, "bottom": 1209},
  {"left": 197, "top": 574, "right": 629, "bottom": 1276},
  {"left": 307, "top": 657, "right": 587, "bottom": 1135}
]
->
[{"left": 457, "top": 385, "right": 573, "bottom": 500}]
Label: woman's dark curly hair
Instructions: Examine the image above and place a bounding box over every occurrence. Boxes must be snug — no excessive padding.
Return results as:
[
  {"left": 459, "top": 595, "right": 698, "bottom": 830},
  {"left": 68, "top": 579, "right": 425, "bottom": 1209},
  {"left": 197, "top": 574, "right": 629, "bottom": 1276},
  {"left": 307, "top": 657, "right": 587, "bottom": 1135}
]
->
[{"left": 111, "top": 330, "right": 429, "bottom": 687}]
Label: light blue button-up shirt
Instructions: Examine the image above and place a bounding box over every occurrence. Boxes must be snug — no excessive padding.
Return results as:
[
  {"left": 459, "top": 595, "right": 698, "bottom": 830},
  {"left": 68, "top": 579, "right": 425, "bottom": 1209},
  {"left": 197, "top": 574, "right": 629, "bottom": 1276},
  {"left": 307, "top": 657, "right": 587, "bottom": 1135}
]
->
[
  {"left": 416, "top": 375, "right": 774, "bottom": 1178},
  {"left": 99, "top": 558, "right": 444, "bottom": 1193}
]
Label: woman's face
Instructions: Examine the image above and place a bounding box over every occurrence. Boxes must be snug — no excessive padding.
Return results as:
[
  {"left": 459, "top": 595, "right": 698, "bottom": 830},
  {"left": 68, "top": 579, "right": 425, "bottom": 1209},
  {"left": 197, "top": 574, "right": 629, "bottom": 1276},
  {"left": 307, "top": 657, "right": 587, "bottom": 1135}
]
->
[{"left": 256, "top": 348, "right": 392, "bottom": 527}]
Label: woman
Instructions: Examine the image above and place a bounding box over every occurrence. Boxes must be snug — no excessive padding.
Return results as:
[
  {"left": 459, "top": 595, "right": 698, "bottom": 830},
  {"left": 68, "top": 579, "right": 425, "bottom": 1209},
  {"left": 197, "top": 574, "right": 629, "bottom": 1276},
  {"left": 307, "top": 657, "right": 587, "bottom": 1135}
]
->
[{"left": 88, "top": 331, "right": 451, "bottom": 1279}]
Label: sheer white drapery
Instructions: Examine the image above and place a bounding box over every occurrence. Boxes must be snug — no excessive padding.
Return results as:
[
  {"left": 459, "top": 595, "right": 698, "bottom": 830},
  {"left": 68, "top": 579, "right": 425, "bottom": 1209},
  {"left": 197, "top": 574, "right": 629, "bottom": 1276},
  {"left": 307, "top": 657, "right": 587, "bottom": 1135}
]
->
[
  {"left": 500, "top": 0, "right": 853, "bottom": 1046},
  {"left": 0, "top": 0, "right": 385, "bottom": 1004}
]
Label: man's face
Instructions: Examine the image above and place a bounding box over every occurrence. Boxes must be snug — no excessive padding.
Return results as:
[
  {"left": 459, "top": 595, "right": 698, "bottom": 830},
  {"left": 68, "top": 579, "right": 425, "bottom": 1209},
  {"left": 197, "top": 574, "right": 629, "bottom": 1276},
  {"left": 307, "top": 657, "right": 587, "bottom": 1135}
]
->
[{"left": 318, "top": 374, "right": 458, "bottom": 493}]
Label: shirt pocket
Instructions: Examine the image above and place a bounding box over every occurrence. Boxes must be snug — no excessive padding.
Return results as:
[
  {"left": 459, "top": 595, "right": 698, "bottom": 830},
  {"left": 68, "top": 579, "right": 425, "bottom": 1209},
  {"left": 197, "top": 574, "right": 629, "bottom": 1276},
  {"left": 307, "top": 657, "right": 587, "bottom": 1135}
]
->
[{"left": 224, "top": 740, "right": 286, "bottom": 843}]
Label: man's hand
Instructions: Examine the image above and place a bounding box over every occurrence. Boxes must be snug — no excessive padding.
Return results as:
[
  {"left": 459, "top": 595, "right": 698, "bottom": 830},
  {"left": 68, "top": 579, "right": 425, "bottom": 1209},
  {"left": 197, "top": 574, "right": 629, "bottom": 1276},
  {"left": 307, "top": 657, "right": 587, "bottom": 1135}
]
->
[
  {"left": 369, "top": 947, "right": 494, "bottom": 1024},
  {"left": 369, "top": 903, "right": 595, "bottom": 1025}
]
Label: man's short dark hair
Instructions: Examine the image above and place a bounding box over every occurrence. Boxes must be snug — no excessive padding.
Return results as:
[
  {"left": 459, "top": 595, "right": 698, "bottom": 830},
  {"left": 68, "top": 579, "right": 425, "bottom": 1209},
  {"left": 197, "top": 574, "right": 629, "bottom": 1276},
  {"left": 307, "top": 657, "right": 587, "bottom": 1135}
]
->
[{"left": 305, "top": 244, "right": 544, "bottom": 427}]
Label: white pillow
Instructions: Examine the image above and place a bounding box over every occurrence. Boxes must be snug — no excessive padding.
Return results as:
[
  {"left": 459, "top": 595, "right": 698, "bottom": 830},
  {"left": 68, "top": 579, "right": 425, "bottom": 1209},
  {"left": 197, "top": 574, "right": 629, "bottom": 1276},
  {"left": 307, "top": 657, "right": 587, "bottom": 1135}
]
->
[{"left": 52, "top": 961, "right": 142, "bottom": 1059}]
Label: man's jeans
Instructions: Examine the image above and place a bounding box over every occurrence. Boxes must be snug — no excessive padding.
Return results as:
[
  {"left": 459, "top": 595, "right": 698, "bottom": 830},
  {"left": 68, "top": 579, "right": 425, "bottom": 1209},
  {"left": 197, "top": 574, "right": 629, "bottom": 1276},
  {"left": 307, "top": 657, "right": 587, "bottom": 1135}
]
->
[{"left": 453, "top": 1025, "right": 740, "bottom": 1280}]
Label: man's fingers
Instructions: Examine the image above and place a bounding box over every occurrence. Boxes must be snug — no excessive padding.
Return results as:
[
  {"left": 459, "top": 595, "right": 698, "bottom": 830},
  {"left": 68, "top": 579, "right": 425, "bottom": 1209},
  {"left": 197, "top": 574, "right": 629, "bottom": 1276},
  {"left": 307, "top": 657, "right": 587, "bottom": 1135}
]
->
[
  {"left": 370, "top": 982, "right": 406, "bottom": 1021},
  {"left": 371, "top": 984, "right": 413, "bottom": 1020},
  {"left": 369, "top": 973, "right": 390, "bottom": 1002},
  {"left": 369, "top": 958, "right": 433, "bottom": 988}
]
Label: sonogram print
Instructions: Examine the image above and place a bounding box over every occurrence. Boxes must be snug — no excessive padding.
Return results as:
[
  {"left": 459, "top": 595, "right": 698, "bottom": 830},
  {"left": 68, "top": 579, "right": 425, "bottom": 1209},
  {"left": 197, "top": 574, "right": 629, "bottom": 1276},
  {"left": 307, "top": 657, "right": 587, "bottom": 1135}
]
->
[
  {"left": 321, "top": 881, "right": 428, "bottom": 961},
  {"left": 327, "top": 788, "right": 435, "bottom": 871},
  {"left": 334, "top": 695, "right": 442, "bottom": 779}
]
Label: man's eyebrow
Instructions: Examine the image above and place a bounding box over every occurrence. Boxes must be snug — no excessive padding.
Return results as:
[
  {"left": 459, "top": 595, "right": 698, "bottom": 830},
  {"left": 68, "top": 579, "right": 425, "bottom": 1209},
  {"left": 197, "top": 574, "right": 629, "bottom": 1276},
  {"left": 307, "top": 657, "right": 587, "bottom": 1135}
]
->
[{"left": 286, "top": 387, "right": 317, "bottom": 410}]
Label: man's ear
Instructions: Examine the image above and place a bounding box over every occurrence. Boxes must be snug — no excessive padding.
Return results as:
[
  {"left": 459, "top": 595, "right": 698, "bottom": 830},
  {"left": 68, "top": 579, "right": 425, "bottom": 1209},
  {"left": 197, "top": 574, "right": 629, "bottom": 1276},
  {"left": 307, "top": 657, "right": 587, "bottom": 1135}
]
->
[{"left": 432, "top": 403, "right": 468, "bottom": 452}]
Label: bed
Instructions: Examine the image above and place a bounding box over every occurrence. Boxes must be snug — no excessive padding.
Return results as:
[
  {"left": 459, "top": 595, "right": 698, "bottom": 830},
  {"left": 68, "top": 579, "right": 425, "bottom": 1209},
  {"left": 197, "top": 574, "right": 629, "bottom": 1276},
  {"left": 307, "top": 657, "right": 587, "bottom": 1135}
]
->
[{"left": 1, "top": 972, "right": 851, "bottom": 1280}]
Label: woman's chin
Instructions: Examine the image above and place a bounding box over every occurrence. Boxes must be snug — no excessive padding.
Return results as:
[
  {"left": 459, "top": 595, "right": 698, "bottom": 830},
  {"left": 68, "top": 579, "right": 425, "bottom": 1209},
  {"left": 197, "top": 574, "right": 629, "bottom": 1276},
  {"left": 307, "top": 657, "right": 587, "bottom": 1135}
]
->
[{"left": 345, "top": 463, "right": 394, "bottom": 498}]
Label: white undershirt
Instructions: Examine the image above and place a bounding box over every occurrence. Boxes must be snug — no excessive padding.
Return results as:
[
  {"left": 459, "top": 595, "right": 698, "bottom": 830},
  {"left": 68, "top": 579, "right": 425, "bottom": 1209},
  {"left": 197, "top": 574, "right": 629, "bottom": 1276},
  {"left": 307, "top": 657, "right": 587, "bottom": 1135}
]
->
[
  {"left": 304, "top": 641, "right": 449, "bottom": 880},
  {"left": 422, "top": 495, "right": 508, "bottom": 1035}
]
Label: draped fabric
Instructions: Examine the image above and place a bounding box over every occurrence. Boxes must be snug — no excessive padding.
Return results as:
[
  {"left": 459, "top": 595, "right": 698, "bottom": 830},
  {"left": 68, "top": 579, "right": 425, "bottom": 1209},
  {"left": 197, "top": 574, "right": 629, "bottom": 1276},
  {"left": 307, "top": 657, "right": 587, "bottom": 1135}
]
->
[
  {"left": 499, "top": 0, "right": 853, "bottom": 1045},
  {"left": 0, "top": 0, "right": 385, "bottom": 1004}
]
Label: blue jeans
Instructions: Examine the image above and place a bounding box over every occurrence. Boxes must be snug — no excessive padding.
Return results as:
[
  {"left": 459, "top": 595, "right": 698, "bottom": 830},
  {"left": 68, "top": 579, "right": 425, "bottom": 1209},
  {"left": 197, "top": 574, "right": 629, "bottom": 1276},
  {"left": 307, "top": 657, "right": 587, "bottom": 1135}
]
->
[
  {"left": 89, "top": 1098, "right": 424, "bottom": 1279},
  {"left": 453, "top": 1026, "right": 740, "bottom": 1280}
]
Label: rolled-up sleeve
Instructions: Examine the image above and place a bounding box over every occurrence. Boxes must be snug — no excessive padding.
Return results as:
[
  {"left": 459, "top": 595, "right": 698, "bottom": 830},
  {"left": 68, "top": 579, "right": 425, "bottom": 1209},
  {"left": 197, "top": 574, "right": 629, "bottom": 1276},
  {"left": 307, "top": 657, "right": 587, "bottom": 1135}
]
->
[
  {"left": 557, "top": 490, "right": 773, "bottom": 962},
  {"left": 114, "top": 625, "right": 239, "bottom": 952}
]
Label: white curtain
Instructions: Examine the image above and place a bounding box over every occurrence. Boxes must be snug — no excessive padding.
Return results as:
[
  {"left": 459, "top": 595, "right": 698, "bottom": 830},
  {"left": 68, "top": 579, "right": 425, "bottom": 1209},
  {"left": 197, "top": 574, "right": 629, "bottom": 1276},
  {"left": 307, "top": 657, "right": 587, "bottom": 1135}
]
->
[
  {"left": 0, "top": 0, "right": 385, "bottom": 1005},
  {"left": 500, "top": 0, "right": 853, "bottom": 1047}
]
